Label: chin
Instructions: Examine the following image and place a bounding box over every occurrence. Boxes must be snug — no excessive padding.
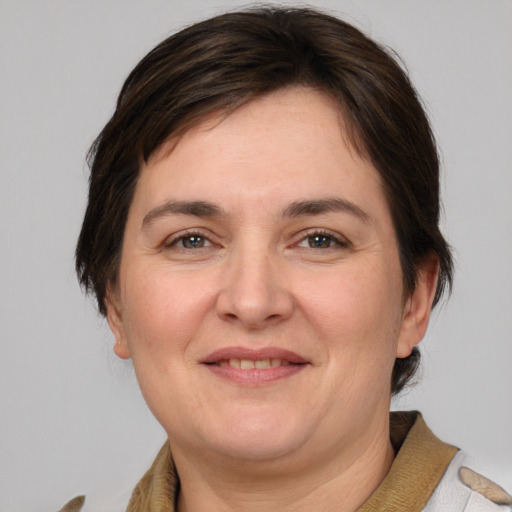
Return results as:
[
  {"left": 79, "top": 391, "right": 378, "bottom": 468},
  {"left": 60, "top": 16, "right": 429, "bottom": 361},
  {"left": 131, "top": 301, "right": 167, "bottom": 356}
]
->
[
  {"left": 202, "top": 409, "right": 313, "bottom": 462},
  {"left": 214, "top": 433, "right": 306, "bottom": 462}
]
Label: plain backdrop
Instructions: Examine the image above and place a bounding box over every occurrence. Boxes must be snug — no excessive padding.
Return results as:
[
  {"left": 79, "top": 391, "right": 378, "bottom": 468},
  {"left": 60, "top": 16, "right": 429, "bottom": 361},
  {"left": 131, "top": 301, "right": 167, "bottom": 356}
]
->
[{"left": 1, "top": 0, "right": 511, "bottom": 510}]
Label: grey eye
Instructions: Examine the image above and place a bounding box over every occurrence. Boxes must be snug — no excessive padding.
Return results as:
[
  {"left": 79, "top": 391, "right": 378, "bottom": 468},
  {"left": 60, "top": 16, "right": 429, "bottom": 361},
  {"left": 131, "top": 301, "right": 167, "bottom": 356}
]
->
[
  {"left": 307, "top": 235, "right": 334, "bottom": 248},
  {"left": 181, "top": 235, "right": 206, "bottom": 248}
]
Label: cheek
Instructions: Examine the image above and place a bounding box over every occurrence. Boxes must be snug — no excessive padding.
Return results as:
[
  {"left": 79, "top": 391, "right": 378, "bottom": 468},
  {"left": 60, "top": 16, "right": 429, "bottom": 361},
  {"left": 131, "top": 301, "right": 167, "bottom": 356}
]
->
[
  {"left": 296, "top": 259, "right": 404, "bottom": 359},
  {"left": 120, "top": 267, "right": 215, "bottom": 359},
  {"left": 118, "top": 269, "right": 217, "bottom": 416}
]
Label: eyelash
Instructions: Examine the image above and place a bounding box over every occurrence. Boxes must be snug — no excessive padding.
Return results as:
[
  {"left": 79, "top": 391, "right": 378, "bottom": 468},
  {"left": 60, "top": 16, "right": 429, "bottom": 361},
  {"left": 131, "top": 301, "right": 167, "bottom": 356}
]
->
[
  {"left": 296, "top": 229, "right": 350, "bottom": 250},
  {"left": 164, "top": 229, "right": 349, "bottom": 251},
  {"left": 164, "top": 229, "right": 213, "bottom": 249}
]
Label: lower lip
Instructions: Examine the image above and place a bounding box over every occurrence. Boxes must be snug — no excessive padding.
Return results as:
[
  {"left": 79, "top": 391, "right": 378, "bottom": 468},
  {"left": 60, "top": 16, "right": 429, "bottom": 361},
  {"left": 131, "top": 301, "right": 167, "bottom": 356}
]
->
[{"left": 203, "top": 364, "right": 306, "bottom": 385}]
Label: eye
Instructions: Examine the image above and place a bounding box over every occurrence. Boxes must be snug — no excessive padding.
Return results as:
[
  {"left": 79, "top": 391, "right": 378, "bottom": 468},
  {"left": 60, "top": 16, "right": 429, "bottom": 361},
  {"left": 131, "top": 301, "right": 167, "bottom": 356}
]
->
[
  {"left": 180, "top": 234, "right": 208, "bottom": 249},
  {"left": 304, "top": 234, "right": 335, "bottom": 249},
  {"left": 296, "top": 230, "right": 349, "bottom": 250},
  {"left": 165, "top": 232, "right": 213, "bottom": 249}
]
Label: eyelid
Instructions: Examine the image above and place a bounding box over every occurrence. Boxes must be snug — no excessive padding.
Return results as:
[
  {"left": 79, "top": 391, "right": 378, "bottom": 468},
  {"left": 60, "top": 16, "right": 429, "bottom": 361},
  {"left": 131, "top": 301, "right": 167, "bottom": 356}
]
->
[
  {"left": 294, "top": 228, "right": 351, "bottom": 249},
  {"left": 163, "top": 228, "right": 217, "bottom": 248},
  {"left": 161, "top": 227, "right": 350, "bottom": 249}
]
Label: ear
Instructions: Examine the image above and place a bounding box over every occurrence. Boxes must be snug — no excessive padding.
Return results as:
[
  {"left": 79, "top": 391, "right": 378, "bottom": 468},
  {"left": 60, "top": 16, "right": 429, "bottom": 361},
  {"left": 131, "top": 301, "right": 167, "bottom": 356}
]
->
[
  {"left": 105, "top": 283, "right": 132, "bottom": 360},
  {"left": 396, "top": 256, "right": 439, "bottom": 358}
]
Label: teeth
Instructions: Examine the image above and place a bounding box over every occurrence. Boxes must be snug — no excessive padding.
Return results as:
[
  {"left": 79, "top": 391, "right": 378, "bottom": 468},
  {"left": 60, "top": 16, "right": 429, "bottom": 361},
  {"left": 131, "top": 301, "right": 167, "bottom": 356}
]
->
[{"left": 223, "top": 358, "right": 285, "bottom": 369}]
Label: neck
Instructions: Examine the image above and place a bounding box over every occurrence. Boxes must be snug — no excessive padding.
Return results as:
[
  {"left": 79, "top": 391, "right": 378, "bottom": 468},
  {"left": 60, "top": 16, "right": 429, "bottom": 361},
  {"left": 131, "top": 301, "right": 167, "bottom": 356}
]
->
[{"left": 173, "top": 417, "right": 395, "bottom": 512}]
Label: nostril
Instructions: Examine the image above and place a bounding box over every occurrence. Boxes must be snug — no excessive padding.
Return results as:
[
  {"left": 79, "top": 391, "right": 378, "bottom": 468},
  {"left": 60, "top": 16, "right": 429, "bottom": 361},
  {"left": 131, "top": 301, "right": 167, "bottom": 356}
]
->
[{"left": 222, "top": 312, "right": 238, "bottom": 321}]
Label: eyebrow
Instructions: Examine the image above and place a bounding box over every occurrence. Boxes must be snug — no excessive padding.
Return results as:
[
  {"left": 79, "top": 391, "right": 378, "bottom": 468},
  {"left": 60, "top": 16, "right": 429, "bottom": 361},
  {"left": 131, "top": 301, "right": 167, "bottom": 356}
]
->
[
  {"left": 142, "top": 196, "right": 371, "bottom": 229},
  {"left": 283, "top": 198, "right": 371, "bottom": 223},
  {"left": 142, "top": 200, "right": 225, "bottom": 227}
]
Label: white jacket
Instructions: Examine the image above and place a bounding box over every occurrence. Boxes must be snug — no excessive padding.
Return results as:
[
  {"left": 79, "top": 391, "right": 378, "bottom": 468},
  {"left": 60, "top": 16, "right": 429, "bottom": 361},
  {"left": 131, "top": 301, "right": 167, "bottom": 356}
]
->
[{"left": 424, "top": 451, "right": 511, "bottom": 511}]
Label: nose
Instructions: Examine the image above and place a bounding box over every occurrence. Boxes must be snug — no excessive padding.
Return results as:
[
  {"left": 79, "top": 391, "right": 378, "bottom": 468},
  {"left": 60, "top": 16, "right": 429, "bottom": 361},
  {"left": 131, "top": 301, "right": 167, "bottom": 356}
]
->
[{"left": 216, "top": 245, "right": 294, "bottom": 329}]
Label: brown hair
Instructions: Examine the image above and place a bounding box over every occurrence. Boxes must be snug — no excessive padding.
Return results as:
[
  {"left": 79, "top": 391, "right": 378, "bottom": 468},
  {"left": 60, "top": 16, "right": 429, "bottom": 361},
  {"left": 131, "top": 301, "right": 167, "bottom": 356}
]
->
[{"left": 76, "top": 6, "right": 453, "bottom": 394}]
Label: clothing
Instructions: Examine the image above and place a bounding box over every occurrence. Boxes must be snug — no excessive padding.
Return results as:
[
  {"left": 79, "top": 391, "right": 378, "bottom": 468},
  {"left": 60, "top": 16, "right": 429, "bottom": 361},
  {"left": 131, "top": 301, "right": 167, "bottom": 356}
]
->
[
  {"left": 59, "top": 411, "right": 511, "bottom": 512},
  {"left": 357, "top": 412, "right": 511, "bottom": 512},
  {"left": 424, "top": 452, "right": 511, "bottom": 512}
]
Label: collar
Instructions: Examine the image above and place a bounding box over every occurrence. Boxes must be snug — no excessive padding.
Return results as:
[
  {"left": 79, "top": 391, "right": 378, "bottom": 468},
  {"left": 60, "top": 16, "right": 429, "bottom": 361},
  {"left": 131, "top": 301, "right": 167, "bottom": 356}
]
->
[
  {"left": 126, "top": 411, "right": 458, "bottom": 512},
  {"left": 357, "top": 411, "right": 458, "bottom": 512}
]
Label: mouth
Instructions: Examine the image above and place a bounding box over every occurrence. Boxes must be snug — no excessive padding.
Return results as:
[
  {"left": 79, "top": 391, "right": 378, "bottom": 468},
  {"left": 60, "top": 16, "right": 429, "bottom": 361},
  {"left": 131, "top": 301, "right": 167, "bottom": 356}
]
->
[
  {"left": 212, "top": 358, "right": 294, "bottom": 369},
  {"left": 200, "top": 347, "right": 309, "bottom": 385}
]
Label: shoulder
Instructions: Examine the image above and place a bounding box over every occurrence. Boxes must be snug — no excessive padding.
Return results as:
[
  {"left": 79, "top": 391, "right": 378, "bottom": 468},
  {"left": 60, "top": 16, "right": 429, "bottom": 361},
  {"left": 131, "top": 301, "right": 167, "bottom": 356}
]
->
[
  {"left": 56, "top": 496, "right": 85, "bottom": 512},
  {"left": 424, "top": 452, "right": 512, "bottom": 512},
  {"left": 56, "top": 486, "right": 132, "bottom": 512}
]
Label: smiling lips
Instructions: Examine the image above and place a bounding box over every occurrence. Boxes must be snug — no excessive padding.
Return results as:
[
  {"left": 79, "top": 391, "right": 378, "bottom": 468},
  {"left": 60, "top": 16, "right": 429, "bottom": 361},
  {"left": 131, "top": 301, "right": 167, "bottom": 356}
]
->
[
  {"left": 219, "top": 358, "right": 291, "bottom": 369},
  {"left": 201, "top": 347, "right": 308, "bottom": 385}
]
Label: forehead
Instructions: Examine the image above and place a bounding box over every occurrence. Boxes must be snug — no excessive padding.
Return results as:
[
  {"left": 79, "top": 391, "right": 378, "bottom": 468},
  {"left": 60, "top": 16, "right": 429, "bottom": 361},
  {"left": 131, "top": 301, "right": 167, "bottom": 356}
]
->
[
  {"left": 133, "top": 87, "right": 388, "bottom": 225},
  {"left": 149, "top": 87, "right": 357, "bottom": 166}
]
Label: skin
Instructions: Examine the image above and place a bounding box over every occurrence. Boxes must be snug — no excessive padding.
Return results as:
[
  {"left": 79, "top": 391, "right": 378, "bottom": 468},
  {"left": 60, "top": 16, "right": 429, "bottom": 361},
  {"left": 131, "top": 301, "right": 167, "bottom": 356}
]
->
[{"left": 107, "top": 87, "right": 438, "bottom": 512}]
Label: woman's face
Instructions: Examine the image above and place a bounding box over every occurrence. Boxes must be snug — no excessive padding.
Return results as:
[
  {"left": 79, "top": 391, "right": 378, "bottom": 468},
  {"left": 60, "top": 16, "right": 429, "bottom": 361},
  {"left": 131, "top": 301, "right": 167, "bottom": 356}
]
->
[{"left": 107, "top": 87, "right": 435, "bottom": 465}]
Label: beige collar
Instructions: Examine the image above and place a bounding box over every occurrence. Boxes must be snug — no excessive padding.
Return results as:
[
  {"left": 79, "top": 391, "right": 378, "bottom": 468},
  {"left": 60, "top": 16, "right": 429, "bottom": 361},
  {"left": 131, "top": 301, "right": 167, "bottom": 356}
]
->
[
  {"left": 357, "top": 411, "right": 458, "bottom": 512},
  {"left": 126, "top": 411, "right": 458, "bottom": 512}
]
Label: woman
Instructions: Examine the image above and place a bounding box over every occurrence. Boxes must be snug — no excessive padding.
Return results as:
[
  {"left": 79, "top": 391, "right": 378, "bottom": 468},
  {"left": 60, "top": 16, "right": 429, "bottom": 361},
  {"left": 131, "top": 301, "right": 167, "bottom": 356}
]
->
[{"left": 70, "top": 6, "right": 510, "bottom": 512}]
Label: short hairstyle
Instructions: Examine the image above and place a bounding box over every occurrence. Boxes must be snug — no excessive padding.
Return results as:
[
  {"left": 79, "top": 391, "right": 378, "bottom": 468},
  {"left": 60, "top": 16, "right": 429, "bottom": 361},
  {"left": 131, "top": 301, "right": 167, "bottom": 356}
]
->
[{"left": 76, "top": 6, "right": 453, "bottom": 394}]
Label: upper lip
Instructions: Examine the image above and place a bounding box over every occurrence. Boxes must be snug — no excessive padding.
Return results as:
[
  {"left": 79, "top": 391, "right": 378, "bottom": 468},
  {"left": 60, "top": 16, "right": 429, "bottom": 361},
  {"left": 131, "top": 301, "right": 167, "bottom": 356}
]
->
[{"left": 201, "top": 346, "right": 308, "bottom": 364}]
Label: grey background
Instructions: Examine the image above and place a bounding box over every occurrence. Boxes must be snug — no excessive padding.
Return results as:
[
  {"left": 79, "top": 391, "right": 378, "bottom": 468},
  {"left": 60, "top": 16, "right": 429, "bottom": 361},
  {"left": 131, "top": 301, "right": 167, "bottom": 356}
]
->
[{"left": 1, "top": 0, "right": 511, "bottom": 510}]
